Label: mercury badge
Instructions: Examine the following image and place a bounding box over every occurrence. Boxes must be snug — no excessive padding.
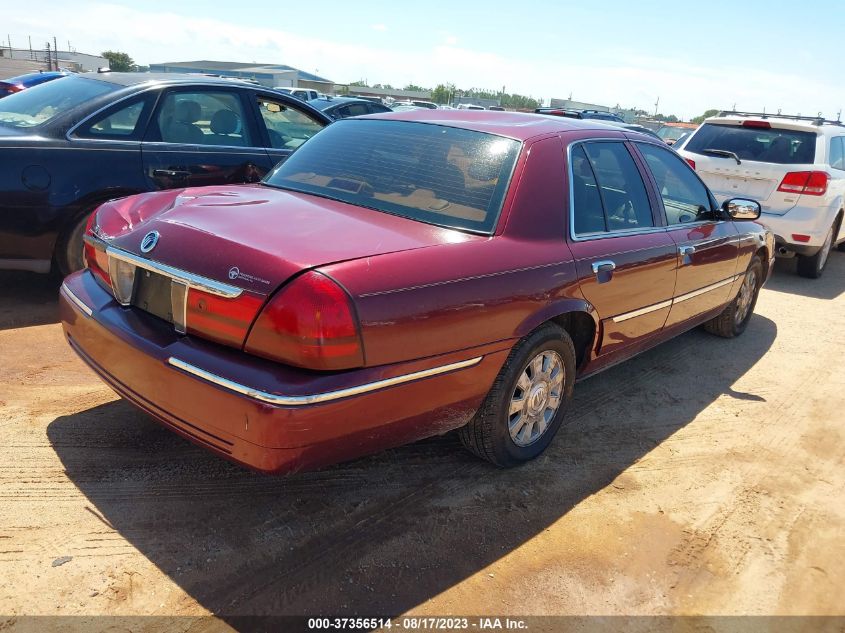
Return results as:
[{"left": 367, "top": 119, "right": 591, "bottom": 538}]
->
[{"left": 140, "top": 230, "right": 160, "bottom": 254}]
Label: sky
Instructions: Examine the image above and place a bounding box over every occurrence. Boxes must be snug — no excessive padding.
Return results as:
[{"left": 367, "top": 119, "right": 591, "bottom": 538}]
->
[{"left": 3, "top": 0, "right": 844, "bottom": 121}]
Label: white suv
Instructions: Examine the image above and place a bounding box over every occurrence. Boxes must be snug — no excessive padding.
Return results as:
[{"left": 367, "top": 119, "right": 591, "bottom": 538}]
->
[{"left": 678, "top": 112, "right": 845, "bottom": 278}]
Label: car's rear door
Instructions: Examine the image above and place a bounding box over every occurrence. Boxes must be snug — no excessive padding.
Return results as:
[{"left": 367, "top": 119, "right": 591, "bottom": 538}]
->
[
  {"left": 633, "top": 141, "right": 741, "bottom": 327},
  {"left": 141, "top": 86, "right": 270, "bottom": 190},
  {"left": 567, "top": 139, "right": 678, "bottom": 357}
]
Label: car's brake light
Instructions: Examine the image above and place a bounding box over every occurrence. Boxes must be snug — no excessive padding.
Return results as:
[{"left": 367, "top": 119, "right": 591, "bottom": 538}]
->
[
  {"left": 777, "top": 171, "right": 829, "bottom": 196},
  {"left": 244, "top": 271, "right": 364, "bottom": 371},
  {"left": 185, "top": 288, "right": 263, "bottom": 347},
  {"left": 685, "top": 158, "right": 696, "bottom": 170},
  {"left": 742, "top": 120, "right": 771, "bottom": 129},
  {"left": 83, "top": 213, "right": 112, "bottom": 288},
  {"left": 792, "top": 234, "right": 811, "bottom": 243}
]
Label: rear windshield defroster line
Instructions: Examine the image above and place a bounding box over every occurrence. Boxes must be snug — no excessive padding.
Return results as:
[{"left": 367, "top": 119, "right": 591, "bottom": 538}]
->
[{"left": 262, "top": 119, "right": 521, "bottom": 234}]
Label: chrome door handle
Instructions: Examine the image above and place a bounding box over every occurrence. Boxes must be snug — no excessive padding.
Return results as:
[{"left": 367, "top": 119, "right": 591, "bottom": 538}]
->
[
  {"left": 678, "top": 245, "right": 696, "bottom": 256},
  {"left": 591, "top": 260, "right": 617, "bottom": 274}
]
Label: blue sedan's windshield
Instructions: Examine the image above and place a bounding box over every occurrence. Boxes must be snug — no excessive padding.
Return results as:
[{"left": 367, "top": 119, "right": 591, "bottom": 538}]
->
[{"left": 0, "top": 76, "right": 115, "bottom": 129}]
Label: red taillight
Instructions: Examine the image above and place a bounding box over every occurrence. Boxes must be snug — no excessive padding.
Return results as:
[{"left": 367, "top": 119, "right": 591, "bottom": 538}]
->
[
  {"left": 186, "top": 288, "right": 263, "bottom": 347},
  {"left": 685, "top": 158, "right": 696, "bottom": 170},
  {"left": 777, "top": 171, "right": 829, "bottom": 196},
  {"left": 244, "top": 271, "right": 364, "bottom": 371},
  {"left": 83, "top": 213, "right": 111, "bottom": 288},
  {"left": 791, "top": 234, "right": 811, "bottom": 243},
  {"left": 742, "top": 120, "right": 771, "bottom": 129}
]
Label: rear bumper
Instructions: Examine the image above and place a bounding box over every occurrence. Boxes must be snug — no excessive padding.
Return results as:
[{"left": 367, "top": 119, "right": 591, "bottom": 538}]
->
[
  {"left": 760, "top": 205, "right": 838, "bottom": 254},
  {"left": 60, "top": 271, "right": 509, "bottom": 473}
]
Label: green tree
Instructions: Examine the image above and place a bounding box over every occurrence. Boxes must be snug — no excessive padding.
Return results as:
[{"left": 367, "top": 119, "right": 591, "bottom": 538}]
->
[
  {"left": 349, "top": 80, "right": 369, "bottom": 87},
  {"left": 692, "top": 109, "right": 719, "bottom": 124},
  {"left": 403, "top": 84, "right": 426, "bottom": 92},
  {"left": 101, "top": 50, "right": 136, "bottom": 72},
  {"left": 431, "top": 83, "right": 454, "bottom": 104}
]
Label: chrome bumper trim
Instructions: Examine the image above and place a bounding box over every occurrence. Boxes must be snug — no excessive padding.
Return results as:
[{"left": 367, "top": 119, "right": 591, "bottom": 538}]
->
[
  {"left": 61, "top": 283, "right": 93, "bottom": 317},
  {"left": 167, "top": 355, "right": 484, "bottom": 406},
  {"left": 105, "top": 246, "right": 243, "bottom": 298}
]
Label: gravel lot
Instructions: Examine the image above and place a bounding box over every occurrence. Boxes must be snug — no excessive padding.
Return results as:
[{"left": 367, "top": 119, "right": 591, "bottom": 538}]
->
[{"left": 1, "top": 254, "right": 843, "bottom": 627}]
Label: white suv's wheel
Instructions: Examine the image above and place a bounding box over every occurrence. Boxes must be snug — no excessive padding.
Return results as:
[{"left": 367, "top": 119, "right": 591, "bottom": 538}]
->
[{"left": 797, "top": 221, "right": 836, "bottom": 279}]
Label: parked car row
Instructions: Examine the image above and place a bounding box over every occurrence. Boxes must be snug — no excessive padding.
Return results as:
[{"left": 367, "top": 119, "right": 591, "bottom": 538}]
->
[{"left": 6, "top": 72, "right": 838, "bottom": 478}]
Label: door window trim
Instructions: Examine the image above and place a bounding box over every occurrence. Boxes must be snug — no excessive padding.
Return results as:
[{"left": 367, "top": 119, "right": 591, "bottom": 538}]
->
[{"left": 566, "top": 138, "right": 665, "bottom": 242}]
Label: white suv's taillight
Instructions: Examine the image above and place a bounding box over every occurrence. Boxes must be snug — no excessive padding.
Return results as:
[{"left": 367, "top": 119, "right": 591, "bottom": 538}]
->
[{"left": 776, "top": 171, "right": 829, "bottom": 196}]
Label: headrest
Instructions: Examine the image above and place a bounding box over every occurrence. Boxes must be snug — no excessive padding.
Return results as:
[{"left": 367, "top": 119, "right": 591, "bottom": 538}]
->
[
  {"left": 175, "top": 100, "right": 201, "bottom": 123},
  {"left": 210, "top": 109, "right": 239, "bottom": 135}
]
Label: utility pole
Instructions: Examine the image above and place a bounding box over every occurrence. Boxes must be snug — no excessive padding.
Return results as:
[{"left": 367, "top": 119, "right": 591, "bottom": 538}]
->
[
  {"left": 654, "top": 97, "right": 660, "bottom": 116},
  {"left": 45, "top": 42, "right": 51, "bottom": 70},
  {"left": 28, "top": 36, "right": 32, "bottom": 59},
  {"left": 53, "top": 36, "right": 58, "bottom": 70},
  {"left": 6, "top": 35, "right": 11, "bottom": 59}
]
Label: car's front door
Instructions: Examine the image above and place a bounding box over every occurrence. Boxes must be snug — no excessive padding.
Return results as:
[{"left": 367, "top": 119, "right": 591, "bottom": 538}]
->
[
  {"left": 141, "top": 87, "right": 270, "bottom": 190},
  {"left": 567, "top": 140, "right": 678, "bottom": 357},
  {"left": 634, "top": 142, "right": 740, "bottom": 328},
  {"left": 252, "top": 93, "right": 326, "bottom": 169}
]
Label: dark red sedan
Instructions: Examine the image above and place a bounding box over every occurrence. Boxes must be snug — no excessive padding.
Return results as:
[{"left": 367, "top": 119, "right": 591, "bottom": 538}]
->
[{"left": 59, "top": 111, "right": 774, "bottom": 473}]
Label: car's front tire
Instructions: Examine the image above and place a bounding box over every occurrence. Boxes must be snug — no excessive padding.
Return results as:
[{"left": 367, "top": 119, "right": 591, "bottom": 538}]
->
[
  {"left": 459, "top": 323, "right": 576, "bottom": 467},
  {"left": 704, "top": 255, "right": 763, "bottom": 338},
  {"left": 796, "top": 220, "right": 836, "bottom": 279}
]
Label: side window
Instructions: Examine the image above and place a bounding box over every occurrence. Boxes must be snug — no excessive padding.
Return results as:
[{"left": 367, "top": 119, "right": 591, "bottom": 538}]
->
[
  {"left": 256, "top": 98, "right": 324, "bottom": 149},
  {"left": 637, "top": 142, "right": 713, "bottom": 224},
  {"left": 830, "top": 137, "right": 845, "bottom": 171},
  {"left": 571, "top": 145, "right": 607, "bottom": 234},
  {"left": 344, "top": 103, "right": 370, "bottom": 117},
  {"left": 572, "top": 141, "right": 654, "bottom": 235},
  {"left": 76, "top": 99, "right": 146, "bottom": 139},
  {"left": 154, "top": 91, "right": 252, "bottom": 147}
]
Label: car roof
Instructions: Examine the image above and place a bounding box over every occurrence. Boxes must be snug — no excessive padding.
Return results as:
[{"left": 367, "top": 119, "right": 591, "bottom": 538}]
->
[
  {"left": 2, "top": 71, "right": 68, "bottom": 84},
  {"left": 71, "top": 72, "right": 264, "bottom": 88},
  {"left": 308, "top": 96, "right": 371, "bottom": 109},
  {"left": 704, "top": 114, "right": 845, "bottom": 134},
  {"left": 361, "top": 109, "right": 637, "bottom": 141}
]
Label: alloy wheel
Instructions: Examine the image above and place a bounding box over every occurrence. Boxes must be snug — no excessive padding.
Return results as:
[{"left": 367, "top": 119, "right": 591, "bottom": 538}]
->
[{"left": 508, "top": 350, "right": 564, "bottom": 447}]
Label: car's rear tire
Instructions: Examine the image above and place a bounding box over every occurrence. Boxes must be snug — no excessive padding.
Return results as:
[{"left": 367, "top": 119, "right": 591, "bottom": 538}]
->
[
  {"left": 459, "top": 323, "right": 576, "bottom": 467},
  {"left": 56, "top": 214, "right": 90, "bottom": 276},
  {"left": 797, "top": 221, "right": 836, "bottom": 279},
  {"left": 704, "top": 255, "right": 763, "bottom": 338}
]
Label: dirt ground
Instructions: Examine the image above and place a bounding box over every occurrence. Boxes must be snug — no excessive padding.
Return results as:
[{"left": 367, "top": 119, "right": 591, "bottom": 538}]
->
[{"left": 0, "top": 253, "right": 843, "bottom": 630}]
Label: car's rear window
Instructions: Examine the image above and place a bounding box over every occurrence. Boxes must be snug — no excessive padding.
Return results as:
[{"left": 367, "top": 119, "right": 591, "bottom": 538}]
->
[
  {"left": 263, "top": 119, "right": 521, "bottom": 233},
  {"left": 0, "top": 76, "right": 115, "bottom": 128},
  {"left": 685, "top": 123, "right": 817, "bottom": 164}
]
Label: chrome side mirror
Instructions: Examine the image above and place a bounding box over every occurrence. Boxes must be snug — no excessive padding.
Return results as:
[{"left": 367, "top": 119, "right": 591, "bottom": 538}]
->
[{"left": 723, "top": 198, "right": 761, "bottom": 220}]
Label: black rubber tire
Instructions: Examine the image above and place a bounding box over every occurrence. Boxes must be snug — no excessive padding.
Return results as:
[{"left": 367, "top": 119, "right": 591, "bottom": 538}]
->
[
  {"left": 796, "top": 221, "right": 837, "bottom": 279},
  {"left": 459, "top": 323, "right": 576, "bottom": 467},
  {"left": 703, "top": 255, "right": 763, "bottom": 339},
  {"left": 56, "top": 214, "right": 90, "bottom": 276}
]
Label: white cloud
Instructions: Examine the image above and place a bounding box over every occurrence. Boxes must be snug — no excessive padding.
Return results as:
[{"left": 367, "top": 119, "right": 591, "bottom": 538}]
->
[
  {"left": 3, "top": 3, "right": 843, "bottom": 120},
  {"left": 370, "top": 23, "right": 388, "bottom": 32}
]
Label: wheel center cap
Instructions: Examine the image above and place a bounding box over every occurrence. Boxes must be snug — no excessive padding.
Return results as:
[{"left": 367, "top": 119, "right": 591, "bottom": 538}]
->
[{"left": 528, "top": 383, "right": 548, "bottom": 415}]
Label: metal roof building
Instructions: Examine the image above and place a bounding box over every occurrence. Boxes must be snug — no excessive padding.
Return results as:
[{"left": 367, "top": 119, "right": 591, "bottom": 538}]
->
[{"left": 148, "top": 60, "right": 334, "bottom": 91}]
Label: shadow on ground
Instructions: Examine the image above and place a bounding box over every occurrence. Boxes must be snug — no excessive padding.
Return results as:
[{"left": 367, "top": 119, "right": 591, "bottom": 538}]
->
[
  {"left": 0, "top": 271, "right": 62, "bottom": 330},
  {"left": 765, "top": 250, "right": 844, "bottom": 301},
  {"left": 47, "top": 312, "right": 777, "bottom": 619}
]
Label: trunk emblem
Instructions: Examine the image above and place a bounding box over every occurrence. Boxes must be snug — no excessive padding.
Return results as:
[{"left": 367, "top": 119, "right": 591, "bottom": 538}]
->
[
  {"left": 228, "top": 266, "right": 240, "bottom": 280},
  {"left": 140, "top": 231, "right": 160, "bottom": 253}
]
